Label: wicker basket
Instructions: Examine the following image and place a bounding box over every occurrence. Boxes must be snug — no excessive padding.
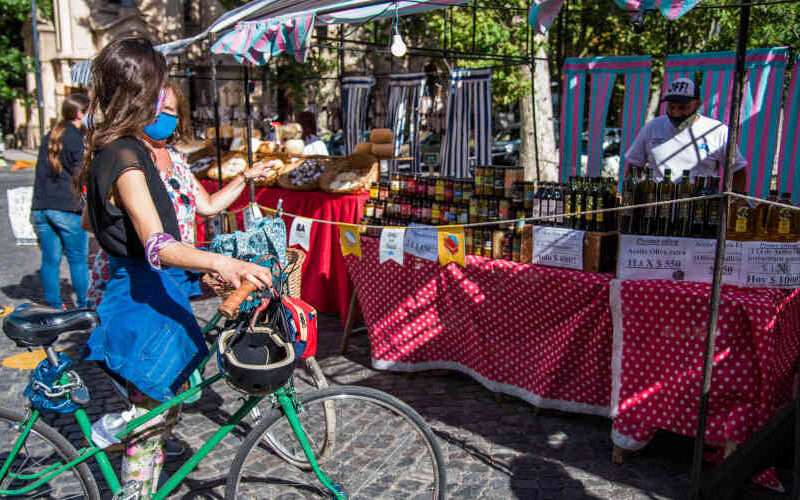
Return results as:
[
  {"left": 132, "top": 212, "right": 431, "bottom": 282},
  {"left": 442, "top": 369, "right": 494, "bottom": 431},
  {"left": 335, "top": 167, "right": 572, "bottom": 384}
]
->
[
  {"left": 277, "top": 158, "right": 327, "bottom": 191},
  {"left": 319, "top": 155, "right": 378, "bottom": 194},
  {"left": 203, "top": 248, "right": 306, "bottom": 300}
]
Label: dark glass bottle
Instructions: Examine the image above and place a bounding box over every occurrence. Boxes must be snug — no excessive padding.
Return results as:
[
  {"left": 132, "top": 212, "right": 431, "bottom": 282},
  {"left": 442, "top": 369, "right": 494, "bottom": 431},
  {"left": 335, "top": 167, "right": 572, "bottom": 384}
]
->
[
  {"left": 636, "top": 168, "right": 658, "bottom": 235},
  {"left": 554, "top": 184, "right": 565, "bottom": 227},
  {"left": 620, "top": 169, "right": 638, "bottom": 234},
  {"left": 656, "top": 168, "right": 675, "bottom": 236},
  {"left": 672, "top": 170, "right": 693, "bottom": 237},
  {"left": 564, "top": 178, "right": 574, "bottom": 227},
  {"left": 691, "top": 176, "right": 708, "bottom": 237},
  {"left": 704, "top": 176, "right": 721, "bottom": 238}
]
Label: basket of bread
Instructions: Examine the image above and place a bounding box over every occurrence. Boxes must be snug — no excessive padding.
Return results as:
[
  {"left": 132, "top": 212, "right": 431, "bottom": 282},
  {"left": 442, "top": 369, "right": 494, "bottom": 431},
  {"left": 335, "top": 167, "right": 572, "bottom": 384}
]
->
[
  {"left": 206, "top": 152, "right": 248, "bottom": 182},
  {"left": 319, "top": 153, "right": 379, "bottom": 194}
]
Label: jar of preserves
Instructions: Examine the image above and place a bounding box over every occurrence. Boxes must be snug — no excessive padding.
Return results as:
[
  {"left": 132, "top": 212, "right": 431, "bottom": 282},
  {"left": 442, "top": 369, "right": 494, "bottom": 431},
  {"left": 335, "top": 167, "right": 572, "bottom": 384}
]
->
[
  {"left": 431, "top": 202, "right": 441, "bottom": 225},
  {"left": 499, "top": 198, "right": 511, "bottom": 220},
  {"left": 416, "top": 175, "right": 427, "bottom": 198},
  {"left": 374, "top": 200, "right": 385, "bottom": 221},
  {"left": 422, "top": 200, "right": 432, "bottom": 224},
  {"left": 390, "top": 173, "right": 400, "bottom": 196},
  {"left": 427, "top": 177, "right": 437, "bottom": 199},
  {"left": 369, "top": 182, "right": 380, "bottom": 200},
  {"left": 435, "top": 177, "right": 446, "bottom": 202},
  {"left": 462, "top": 179, "right": 474, "bottom": 202},
  {"left": 407, "top": 174, "right": 417, "bottom": 198},
  {"left": 364, "top": 199, "right": 375, "bottom": 219},
  {"left": 453, "top": 179, "right": 463, "bottom": 203},
  {"left": 379, "top": 182, "right": 390, "bottom": 201},
  {"left": 444, "top": 177, "right": 455, "bottom": 203}
]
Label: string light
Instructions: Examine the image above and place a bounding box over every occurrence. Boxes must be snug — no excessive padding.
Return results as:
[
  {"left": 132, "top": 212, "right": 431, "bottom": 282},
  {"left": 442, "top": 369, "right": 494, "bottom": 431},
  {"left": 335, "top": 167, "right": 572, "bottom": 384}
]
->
[{"left": 390, "top": 2, "right": 407, "bottom": 57}]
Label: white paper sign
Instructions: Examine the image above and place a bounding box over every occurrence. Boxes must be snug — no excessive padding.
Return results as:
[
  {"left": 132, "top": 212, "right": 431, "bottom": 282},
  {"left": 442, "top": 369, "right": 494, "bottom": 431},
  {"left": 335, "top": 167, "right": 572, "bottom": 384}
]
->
[
  {"left": 7, "top": 187, "right": 37, "bottom": 245},
  {"left": 404, "top": 224, "right": 438, "bottom": 262},
  {"left": 289, "top": 217, "right": 312, "bottom": 251},
  {"left": 684, "top": 239, "right": 743, "bottom": 285},
  {"left": 740, "top": 241, "right": 800, "bottom": 288},
  {"left": 617, "top": 235, "right": 689, "bottom": 281},
  {"left": 379, "top": 228, "right": 405, "bottom": 265},
  {"left": 532, "top": 226, "right": 584, "bottom": 270},
  {"left": 242, "top": 204, "right": 262, "bottom": 230}
]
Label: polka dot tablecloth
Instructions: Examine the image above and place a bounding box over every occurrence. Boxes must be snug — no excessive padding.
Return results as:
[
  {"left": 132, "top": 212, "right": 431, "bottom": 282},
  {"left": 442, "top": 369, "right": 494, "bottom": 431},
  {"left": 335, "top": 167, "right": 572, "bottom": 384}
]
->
[
  {"left": 609, "top": 279, "right": 800, "bottom": 451},
  {"left": 346, "top": 237, "right": 616, "bottom": 416}
]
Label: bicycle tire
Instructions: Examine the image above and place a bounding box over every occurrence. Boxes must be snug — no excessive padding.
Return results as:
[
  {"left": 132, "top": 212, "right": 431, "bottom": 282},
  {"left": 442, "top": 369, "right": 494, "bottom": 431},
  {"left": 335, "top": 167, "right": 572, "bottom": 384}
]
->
[
  {"left": 259, "top": 356, "right": 337, "bottom": 470},
  {"left": 0, "top": 407, "right": 100, "bottom": 499},
  {"left": 226, "top": 385, "right": 446, "bottom": 499}
]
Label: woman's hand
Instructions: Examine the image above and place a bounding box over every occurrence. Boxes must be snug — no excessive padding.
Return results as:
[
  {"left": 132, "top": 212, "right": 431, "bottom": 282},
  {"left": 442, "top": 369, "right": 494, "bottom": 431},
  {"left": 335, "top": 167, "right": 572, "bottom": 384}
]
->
[
  {"left": 241, "top": 161, "right": 275, "bottom": 182},
  {"left": 214, "top": 255, "right": 273, "bottom": 290}
]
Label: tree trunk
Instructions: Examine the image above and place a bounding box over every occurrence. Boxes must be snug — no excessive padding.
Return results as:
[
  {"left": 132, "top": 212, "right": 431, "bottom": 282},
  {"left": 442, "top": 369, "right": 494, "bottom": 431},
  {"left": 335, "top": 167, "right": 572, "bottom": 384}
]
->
[{"left": 520, "top": 35, "right": 558, "bottom": 182}]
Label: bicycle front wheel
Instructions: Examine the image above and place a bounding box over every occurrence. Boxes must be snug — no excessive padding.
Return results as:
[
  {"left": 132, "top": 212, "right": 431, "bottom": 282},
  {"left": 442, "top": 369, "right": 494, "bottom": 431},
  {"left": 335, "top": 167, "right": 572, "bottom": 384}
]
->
[
  {"left": 0, "top": 407, "right": 100, "bottom": 499},
  {"left": 226, "top": 385, "right": 446, "bottom": 499}
]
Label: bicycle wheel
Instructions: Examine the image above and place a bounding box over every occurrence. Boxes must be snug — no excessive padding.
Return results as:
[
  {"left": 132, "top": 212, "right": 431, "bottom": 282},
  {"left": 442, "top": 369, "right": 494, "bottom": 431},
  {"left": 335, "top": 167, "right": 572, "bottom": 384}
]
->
[
  {"left": 258, "top": 357, "right": 336, "bottom": 470},
  {"left": 226, "top": 385, "right": 446, "bottom": 499},
  {"left": 0, "top": 408, "right": 100, "bottom": 499}
]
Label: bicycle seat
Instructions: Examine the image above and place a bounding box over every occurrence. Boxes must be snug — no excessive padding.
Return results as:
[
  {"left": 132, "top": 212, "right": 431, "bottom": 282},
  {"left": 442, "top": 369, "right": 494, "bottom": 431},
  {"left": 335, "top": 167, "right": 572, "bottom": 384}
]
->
[{"left": 3, "top": 304, "right": 99, "bottom": 348}]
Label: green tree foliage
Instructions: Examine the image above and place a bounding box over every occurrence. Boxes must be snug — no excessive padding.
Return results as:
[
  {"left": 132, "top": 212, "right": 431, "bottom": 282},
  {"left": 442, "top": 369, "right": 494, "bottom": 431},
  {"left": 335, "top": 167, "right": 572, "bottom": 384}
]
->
[{"left": 0, "top": 0, "right": 33, "bottom": 104}]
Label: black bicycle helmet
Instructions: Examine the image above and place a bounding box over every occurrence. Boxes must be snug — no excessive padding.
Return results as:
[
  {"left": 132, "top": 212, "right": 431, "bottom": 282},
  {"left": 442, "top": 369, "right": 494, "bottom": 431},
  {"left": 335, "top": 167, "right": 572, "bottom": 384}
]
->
[{"left": 217, "top": 325, "right": 296, "bottom": 395}]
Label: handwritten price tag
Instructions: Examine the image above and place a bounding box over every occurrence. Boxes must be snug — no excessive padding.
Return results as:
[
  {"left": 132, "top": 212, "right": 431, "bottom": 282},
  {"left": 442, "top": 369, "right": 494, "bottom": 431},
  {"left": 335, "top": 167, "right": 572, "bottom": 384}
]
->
[{"left": 532, "top": 226, "right": 584, "bottom": 271}]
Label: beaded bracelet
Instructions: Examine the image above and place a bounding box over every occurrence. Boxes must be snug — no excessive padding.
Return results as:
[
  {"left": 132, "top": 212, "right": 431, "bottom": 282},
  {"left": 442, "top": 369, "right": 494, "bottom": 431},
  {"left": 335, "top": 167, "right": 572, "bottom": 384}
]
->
[{"left": 144, "top": 232, "right": 178, "bottom": 270}]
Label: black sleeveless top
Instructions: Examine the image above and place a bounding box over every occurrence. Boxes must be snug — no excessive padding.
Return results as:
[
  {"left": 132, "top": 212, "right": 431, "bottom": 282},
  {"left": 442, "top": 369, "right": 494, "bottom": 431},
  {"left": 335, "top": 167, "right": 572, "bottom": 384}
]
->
[{"left": 86, "top": 137, "right": 181, "bottom": 258}]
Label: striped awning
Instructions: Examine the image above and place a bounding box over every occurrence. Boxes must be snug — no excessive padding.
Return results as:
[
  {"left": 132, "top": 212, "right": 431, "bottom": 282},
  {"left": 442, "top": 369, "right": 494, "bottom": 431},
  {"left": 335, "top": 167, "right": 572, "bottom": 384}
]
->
[{"left": 530, "top": 0, "right": 706, "bottom": 34}]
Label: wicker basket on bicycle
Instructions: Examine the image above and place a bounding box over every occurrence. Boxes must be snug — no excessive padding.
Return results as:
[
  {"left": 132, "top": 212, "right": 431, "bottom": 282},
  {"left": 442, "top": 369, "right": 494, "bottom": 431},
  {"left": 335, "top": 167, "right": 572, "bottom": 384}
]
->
[{"left": 203, "top": 247, "right": 306, "bottom": 300}]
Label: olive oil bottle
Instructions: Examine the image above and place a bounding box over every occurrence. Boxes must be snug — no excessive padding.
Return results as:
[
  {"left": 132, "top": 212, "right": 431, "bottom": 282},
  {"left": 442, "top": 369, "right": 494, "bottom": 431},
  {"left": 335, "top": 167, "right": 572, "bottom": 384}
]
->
[
  {"left": 620, "top": 169, "right": 638, "bottom": 234},
  {"left": 656, "top": 169, "right": 675, "bottom": 236},
  {"left": 691, "top": 176, "right": 708, "bottom": 237},
  {"left": 704, "top": 176, "right": 721, "bottom": 238},
  {"left": 636, "top": 167, "right": 658, "bottom": 235},
  {"left": 672, "top": 170, "right": 693, "bottom": 237}
]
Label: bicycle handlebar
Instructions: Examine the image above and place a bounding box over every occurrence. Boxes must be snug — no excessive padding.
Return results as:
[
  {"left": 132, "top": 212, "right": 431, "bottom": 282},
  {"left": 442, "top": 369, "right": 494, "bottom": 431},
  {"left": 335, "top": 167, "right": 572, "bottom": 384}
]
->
[{"left": 218, "top": 281, "right": 259, "bottom": 319}]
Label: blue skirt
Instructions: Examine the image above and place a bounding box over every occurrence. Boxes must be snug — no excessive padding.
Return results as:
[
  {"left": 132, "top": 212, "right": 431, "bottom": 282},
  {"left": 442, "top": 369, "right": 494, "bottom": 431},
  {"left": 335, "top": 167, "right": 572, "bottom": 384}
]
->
[{"left": 85, "top": 256, "right": 209, "bottom": 402}]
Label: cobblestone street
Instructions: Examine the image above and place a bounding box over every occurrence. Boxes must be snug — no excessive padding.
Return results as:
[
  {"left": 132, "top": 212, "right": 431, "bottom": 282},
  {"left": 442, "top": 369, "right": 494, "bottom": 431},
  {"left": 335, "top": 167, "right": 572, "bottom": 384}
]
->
[{"left": 0, "top": 157, "right": 785, "bottom": 499}]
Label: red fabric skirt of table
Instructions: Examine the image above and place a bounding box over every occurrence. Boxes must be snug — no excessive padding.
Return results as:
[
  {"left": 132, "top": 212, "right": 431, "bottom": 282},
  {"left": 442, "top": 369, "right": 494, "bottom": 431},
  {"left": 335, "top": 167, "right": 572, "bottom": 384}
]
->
[
  {"left": 345, "top": 237, "right": 800, "bottom": 451},
  {"left": 197, "top": 181, "right": 368, "bottom": 320}
]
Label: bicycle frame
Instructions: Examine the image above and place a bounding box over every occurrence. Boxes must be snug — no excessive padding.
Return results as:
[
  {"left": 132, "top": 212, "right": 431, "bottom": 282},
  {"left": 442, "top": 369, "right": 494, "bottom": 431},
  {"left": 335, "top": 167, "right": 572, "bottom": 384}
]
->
[{"left": 0, "top": 312, "right": 346, "bottom": 499}]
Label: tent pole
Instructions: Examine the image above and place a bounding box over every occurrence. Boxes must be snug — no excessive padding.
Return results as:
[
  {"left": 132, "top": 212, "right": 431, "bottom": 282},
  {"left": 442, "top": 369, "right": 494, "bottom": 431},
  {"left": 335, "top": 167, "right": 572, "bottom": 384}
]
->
[
  {"left": 530, "top": 28, "right": 541, "bottom": 181},
  {"left": 209, "top": 43, "right": 224, "bottom": 192},
  {"left": 688, "top": 3, "right": 751, "bottom": 499},
  {"left": 244, "top": 63, "right": 256, "bottom": 204}
]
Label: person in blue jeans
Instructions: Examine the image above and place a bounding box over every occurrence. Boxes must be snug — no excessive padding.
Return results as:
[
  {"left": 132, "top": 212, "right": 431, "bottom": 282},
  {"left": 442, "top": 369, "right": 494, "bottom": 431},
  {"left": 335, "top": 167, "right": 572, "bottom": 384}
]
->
[{"left": 32, "top": 93, "right": 90, "bottom": 309}]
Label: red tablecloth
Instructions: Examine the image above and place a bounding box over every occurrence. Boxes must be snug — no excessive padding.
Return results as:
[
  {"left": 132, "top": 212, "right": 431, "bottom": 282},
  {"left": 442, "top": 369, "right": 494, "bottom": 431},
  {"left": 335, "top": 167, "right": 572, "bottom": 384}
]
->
[
  {"left": 610, "top": 280, "right": 800, "bottom": 450},
  {"left": 197, "top": 181, "right": 369, "bottom": 320},
  {"left": 346, "top": 237, "right": 615, "bottom": 416},
  {"left": 346, "top": 237, "right": 800, "bottom": 451}
]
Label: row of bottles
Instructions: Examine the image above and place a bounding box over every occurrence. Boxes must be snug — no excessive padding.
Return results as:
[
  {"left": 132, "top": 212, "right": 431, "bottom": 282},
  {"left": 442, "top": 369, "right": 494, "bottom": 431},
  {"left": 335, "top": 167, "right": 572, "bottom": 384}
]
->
[
  {"left": 728, "top": 190, "right": 800, "bottom": 242},
  {"left": 534, "top": 177, "right": 619, "bottom": 232},
  {"left": 620, "top": 167, "right": 720, "bottom": 237}
]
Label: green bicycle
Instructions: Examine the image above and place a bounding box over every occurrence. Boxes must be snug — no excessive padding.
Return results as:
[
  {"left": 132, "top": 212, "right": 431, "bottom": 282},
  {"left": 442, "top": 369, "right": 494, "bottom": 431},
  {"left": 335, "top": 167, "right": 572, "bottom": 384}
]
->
[{"left": 0, "top": 283, "right": 446, "bottom": 499}]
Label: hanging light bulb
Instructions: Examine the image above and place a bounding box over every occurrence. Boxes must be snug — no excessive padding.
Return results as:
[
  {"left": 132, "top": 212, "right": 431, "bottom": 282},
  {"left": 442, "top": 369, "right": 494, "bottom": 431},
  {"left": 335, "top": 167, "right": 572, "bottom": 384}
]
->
[{"left": 390, "top": 32, "right": 407, "bottom": 57}]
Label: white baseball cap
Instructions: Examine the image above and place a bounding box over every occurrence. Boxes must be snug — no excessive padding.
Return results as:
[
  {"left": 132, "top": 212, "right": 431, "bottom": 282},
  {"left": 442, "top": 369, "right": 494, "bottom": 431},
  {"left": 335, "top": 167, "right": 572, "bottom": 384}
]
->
[{"left": 662, "top": 77, "right": 700, "bottom": 103}]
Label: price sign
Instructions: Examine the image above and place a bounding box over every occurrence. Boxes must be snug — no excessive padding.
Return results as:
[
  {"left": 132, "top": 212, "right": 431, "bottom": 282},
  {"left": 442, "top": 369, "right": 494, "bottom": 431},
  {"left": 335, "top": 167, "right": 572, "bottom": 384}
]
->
[
  {"left": 684, "top": 239, "right": 743, "bottom": 285},
  {"left": 532, "top": 226, "right": 584, "bottom": 271},
  {"left": 740, "top": 241, "right": 800, "bottom": 288},
  {"left": 617, "top": 235, "right": 689, "bottom": 281}
]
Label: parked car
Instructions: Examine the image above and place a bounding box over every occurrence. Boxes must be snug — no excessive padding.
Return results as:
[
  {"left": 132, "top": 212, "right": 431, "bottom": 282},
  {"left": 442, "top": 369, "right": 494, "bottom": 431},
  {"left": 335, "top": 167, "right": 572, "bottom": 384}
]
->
[{"left": 492, "top": 124, "right": 521, "bottom": 166}]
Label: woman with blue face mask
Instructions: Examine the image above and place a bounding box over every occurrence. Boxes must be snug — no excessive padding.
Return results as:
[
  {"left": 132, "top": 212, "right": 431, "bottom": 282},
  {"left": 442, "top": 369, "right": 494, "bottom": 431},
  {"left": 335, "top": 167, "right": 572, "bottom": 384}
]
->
[
  {"left": 31, "top": 93, "right": 90, "bottom": 309},
  {"left": 86, "top": 80, "right": 273, "bottom": 308}
]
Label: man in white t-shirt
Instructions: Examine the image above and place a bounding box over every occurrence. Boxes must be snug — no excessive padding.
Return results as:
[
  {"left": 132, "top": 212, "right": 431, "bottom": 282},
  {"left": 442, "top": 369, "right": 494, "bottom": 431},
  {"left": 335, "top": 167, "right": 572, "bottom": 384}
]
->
[{"left": 625, "top": 77, "right": 747, "bottom": 190}]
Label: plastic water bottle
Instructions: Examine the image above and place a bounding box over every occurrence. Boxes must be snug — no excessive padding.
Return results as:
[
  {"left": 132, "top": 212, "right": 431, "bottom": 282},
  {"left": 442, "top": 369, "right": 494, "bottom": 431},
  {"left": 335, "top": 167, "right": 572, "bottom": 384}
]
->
[{"left": 91, "top": 407, "right": 136, "bottom": 448}]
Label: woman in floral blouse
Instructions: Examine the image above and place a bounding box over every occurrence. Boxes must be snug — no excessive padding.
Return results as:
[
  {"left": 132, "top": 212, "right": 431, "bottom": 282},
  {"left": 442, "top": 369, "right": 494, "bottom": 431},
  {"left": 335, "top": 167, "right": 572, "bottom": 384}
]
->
[{"left": 87, "top": 80, "right": 271, "bottom": 305}]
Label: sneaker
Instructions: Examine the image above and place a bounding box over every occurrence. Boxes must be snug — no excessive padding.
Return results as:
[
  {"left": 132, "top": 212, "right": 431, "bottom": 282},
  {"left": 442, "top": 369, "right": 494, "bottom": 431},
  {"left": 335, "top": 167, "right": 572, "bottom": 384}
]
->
[{"left": 165, "top": 439, "right": 186, "bottom": 457}]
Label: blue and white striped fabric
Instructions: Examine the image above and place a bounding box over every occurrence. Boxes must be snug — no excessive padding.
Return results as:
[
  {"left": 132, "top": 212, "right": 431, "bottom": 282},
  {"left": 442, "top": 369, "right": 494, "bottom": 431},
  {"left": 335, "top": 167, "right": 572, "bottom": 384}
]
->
[
  {"left": 341, "top": 75, "right": 374, "bottom": 156},
  {"left": 70, "top": 59, "right": 92, "bottom": 86},
  {"left": 440, "top": 68, "right": 492, "bottom": 178},
  {"left": 386, "top": 73, "right": 426, "bottom": 172}
]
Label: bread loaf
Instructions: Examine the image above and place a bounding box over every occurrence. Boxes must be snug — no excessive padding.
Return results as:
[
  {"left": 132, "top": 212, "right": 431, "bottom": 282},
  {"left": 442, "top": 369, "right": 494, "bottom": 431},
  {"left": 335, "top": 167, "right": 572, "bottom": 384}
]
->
[
  {"left": 354, "top": 142, "right": 373, "bottom": 154},
  {"left": 370, "top": 143, "right": 394, "bottom": 158},
  {"left": 350, "top": 153, "right": 379, "bottom": 171},
  {"left": 369, "top": 128, "right": 394, "bottom": 144},
  {"left": 284, "top": 139, "right": 305, "bottom": 156}
]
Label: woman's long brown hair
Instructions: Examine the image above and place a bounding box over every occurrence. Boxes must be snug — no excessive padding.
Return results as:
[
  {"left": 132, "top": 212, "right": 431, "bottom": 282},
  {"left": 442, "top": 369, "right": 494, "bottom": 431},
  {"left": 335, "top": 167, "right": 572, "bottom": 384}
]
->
[
  {"left": 164, "top": 80, "right": 191, "bottom": 146},
  {"left": 47, "top": 94, "right": 89, "bottom": 175},
  {"left": 74, "top": 37, "right": 167, "bottom": 193}
]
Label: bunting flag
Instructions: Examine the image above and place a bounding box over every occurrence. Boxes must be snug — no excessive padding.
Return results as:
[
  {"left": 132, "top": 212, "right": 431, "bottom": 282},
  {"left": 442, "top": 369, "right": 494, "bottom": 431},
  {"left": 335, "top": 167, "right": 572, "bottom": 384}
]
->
[
  {"left": 741, "top": 48, "right": 789, "bottom": 200},
  {"left": 776, "top": 54, "right": 800, "bottom": 203},
  {"left": 211, "top": 13, "right": 316, "bottom": 65},
  {"left": 440, "top": 68, "right": 492, "bottom": 178},
  {"left": 387, "top": 73, "right": 427, "bottom": 172},
  {"left": 437, "top": 226, "right": 466, "bottom": 267},
  {"left": 338, "top": 224, "right": 362, "bottom": 258},
  {"left": 528, "top": 0, "right": 565, "bottom": 35},
  {"left": 289, "top": 216, "right": 312, "bottom": 251},
  {"left": 379, "top": 228, "right": 405, "bottom": 265},
  {"left": 618, "top": 67, "right": 652, "bottom": 192},
  {"left": 342, "top": 76, "right": 375, "bottom": 156}
]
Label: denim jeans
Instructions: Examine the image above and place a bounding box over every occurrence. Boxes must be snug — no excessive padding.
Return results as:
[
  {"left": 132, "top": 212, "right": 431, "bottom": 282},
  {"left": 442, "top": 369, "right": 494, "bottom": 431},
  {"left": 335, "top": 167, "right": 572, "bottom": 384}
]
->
[{"left": 32, "top": 209, "right": 89, "bottom": 309}]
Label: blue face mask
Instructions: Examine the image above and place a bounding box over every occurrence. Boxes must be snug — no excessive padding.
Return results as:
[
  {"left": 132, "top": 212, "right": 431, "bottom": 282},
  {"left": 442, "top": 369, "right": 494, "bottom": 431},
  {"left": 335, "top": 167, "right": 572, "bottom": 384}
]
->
[{"left": 143, "top": 112, "right": 178, "bottom": 141}]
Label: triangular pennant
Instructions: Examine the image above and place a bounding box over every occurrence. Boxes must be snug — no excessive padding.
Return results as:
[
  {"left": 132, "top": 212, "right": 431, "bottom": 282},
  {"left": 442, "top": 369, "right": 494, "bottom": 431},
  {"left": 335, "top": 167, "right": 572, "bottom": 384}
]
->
[
  {"left": 437, "top": 226, "right": 466, "bottom": 267},
  {"left": 289, "top": 217, "right": 312, "bottom": 251},
  {"left": 339, "top": 224, "right": 362, "bottom": 258},
  {"left": 379, "top": 228, "right": 405, "bottom": 265}
]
